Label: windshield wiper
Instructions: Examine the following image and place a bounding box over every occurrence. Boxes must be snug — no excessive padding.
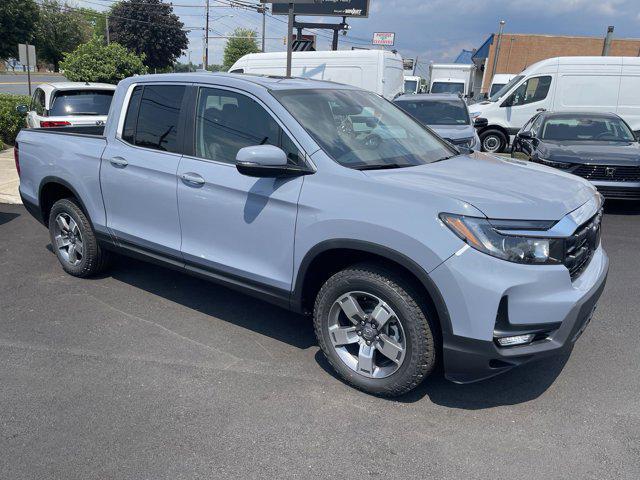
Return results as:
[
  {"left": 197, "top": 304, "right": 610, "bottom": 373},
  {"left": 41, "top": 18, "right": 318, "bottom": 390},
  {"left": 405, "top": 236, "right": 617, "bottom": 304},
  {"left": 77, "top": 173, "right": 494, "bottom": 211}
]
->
[{"left": 355, "top": 163, "right": 408, "bottom": 171}]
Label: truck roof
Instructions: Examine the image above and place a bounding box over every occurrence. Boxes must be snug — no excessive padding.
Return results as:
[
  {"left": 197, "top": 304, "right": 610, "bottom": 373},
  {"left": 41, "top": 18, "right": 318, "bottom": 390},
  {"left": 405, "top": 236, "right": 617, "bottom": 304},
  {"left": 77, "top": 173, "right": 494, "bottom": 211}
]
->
[{"left": 118, "top": 72, "right": 359, "bottom": 92}]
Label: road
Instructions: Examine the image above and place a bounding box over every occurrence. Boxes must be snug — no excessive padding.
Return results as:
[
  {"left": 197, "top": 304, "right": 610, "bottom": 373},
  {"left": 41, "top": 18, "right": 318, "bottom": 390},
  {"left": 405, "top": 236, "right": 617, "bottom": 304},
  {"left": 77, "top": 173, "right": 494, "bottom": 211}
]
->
[
  {"left": 0, "top": 73, "right": 67, "bottom": 95},
  {"left": 1, "top": 201, "right": 639, "bottom": 479}
]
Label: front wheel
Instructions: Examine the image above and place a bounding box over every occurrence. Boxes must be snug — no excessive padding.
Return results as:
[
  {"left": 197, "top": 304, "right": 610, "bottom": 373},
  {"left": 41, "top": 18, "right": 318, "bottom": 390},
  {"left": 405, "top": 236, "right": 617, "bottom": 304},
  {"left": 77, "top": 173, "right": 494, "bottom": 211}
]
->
[
  {"left": 480, "top": 129, "right": 507, "bottom": 153},
  {"left": 313, "top": 264, "right": 437, "bottom": 397}
]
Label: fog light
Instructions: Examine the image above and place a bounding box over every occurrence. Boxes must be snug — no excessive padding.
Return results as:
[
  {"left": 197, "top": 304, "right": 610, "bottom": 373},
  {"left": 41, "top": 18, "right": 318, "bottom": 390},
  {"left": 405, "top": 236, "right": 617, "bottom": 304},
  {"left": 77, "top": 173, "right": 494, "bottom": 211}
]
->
[{"left": 496, "top": 334, "right": 535, "bottom": 347}]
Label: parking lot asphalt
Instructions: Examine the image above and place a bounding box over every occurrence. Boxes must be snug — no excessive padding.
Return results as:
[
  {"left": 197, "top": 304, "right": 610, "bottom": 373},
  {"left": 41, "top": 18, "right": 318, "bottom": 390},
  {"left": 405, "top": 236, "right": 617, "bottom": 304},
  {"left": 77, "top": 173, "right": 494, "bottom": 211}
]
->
[{"left": 1, "top": 201, "right": 639, "bottom": 480}]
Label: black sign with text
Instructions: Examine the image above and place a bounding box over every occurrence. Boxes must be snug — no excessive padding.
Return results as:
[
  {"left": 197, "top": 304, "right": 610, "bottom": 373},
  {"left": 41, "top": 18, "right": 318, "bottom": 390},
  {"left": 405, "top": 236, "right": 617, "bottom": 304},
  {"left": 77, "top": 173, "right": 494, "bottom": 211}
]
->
[{"left": 271, "top": 0, "right": 370, "bottom": 17}]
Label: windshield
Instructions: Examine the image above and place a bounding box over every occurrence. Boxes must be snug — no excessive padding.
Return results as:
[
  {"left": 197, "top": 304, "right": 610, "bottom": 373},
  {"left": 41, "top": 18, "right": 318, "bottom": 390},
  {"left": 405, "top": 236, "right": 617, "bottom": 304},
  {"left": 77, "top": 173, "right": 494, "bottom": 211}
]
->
[
  {"left": 49, "top": 90, "right": 114, "bottom": 116},
  {"left": 272, "top": 89, "right": 456, "bottom": 170},
  {"left": 489, "top": 75, "right": 523, "bottom": 102},
  {"left": 430, "top": 82, "right": 464, "bottom": 94},
  {"left": 404, "top": 80, "right": 418, "bottom": 94},
  {"left": 395, "top": 99, "right": 470, "bottom": 126},
  {"left": 489, "top": 83, "right": 506, "bottom": 97},
  {"left": 540, "top": 116, "right": 636, "bottom": 142}
]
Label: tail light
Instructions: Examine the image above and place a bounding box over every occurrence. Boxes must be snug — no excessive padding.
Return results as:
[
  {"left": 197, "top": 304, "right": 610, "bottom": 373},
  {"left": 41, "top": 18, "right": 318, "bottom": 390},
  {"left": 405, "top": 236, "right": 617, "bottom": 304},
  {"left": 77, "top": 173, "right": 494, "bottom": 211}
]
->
[
  {"left": 40, "top": 120, "right": 71, "bottom": 128},
  {"left": 14, "top": 143, "right": 20, "bottom": 177}
]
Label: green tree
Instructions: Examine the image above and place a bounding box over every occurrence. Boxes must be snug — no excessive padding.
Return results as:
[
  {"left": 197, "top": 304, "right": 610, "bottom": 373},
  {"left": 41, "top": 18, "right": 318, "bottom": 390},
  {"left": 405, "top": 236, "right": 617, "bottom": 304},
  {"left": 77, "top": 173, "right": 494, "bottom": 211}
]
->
[
  {"left": 0, "top": 0, "right": 39, "bottom": 61},
  {"left": 223, "top": 28, "right": 260, "bottom": 71},
  {"left": 60, "top": 37, "right": 147, "bottom": 84},
  {"left": 110, "top": 0, "right": 188, "bottom": 71},
  {"left": 76, "top": 7, "right": 107, "bottom": 40},
  {"left": 33, "top": 1, "right": 92, "bottom": 71}
]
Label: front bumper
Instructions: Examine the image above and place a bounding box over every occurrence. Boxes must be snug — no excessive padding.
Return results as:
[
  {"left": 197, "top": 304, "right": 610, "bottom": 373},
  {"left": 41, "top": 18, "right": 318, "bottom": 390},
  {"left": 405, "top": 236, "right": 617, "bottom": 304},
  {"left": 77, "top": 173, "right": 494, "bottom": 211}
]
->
[{"left": 430, "top": 243, "right": 609, "bottom": 383}]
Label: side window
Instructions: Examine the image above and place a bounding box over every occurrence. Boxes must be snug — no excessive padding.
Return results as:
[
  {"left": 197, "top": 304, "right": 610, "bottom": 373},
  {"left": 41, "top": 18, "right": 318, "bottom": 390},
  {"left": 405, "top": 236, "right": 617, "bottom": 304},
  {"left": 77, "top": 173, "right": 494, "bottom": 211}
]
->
[
  {"left": 195, "top": 87, "right": 303, "bottom": 165},
  {"left": 32, "top": 89, "right": 45, "bottom": 115},
  {"left": 122, "top": 86, "right": 143, "bottom": 145},
  {"left": 502, "top": 76, "right": 552, "bottom": 107},
  {"left": 134, "top": 85, "right": 186, "bottom": 153}
]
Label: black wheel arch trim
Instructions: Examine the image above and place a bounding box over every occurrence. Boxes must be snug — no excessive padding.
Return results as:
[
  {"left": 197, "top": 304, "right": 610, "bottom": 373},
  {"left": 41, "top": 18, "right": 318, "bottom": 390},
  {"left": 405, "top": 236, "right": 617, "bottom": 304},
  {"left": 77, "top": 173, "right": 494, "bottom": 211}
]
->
[
  {"left": 291, "top": 239, "right": 453, "bottom": 333},
  {"left": 38, "top": 176, "right": 92, "bottom": 227}
]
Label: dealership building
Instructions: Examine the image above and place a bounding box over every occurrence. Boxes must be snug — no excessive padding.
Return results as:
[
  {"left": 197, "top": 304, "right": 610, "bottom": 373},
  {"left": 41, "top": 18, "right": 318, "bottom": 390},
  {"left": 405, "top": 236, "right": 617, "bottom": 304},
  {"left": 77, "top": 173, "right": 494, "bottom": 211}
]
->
[{"left": 469, "top": 32, "right": 640, "bottom": 94}]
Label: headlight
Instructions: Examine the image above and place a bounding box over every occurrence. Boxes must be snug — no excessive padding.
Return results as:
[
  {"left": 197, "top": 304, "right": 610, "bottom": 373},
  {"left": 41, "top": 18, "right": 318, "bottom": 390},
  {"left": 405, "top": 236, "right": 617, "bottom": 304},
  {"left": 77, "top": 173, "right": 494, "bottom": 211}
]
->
[
  {"left": 440, "top": 213, "right": 564, "bottom": 265},
  {"left": 531, "top": 157, "right": 572, "bottom": 170},
  {"left": 469, "top": 111, "right": 481, "bottom": 119}
]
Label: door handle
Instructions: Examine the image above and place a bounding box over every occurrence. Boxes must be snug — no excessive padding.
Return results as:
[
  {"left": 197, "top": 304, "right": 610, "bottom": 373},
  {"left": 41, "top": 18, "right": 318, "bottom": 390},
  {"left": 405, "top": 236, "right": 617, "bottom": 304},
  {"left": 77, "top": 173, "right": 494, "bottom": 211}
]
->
[
  {"left": 109, "top": 156, "right": 128, "bottom": 168},
  {"left": 181, "top": 172, "right": 205, "bottom": 186}
]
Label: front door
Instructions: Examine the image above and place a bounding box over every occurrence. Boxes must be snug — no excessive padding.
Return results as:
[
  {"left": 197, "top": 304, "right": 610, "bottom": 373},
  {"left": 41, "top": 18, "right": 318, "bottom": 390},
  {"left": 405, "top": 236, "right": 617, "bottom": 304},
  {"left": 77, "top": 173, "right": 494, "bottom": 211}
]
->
[
  {"left": 177, "top": 86, "right": 306, "bottom": 297},
  {"left": 502, "top": 75, "right": 553, "bottom": 130},
  {"left": 101, "top": 84, "right": 187, "bottom": 258}
]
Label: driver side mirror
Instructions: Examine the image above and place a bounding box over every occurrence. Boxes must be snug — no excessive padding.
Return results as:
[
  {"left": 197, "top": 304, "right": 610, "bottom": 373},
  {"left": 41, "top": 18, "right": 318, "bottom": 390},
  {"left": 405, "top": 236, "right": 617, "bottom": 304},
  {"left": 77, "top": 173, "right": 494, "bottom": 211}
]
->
[
  {"left": 473, "top": 117, "right": 488, "bottom": 129},
  {"left": 236, "top": 145, "right": 312, "bottom": 178},
  {"left": 518, "top": 131, "right": 533, "bottom": 140},
  {"left": 16, "top": 104, "right": 29, "bottom": 115}
]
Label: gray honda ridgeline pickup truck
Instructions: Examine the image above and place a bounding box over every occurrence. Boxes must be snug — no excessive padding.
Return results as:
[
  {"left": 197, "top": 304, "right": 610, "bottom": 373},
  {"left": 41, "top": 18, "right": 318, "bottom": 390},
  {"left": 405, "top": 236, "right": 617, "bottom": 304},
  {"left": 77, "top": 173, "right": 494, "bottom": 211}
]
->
[{"left": 15, "top": 73, "right": 608, "bottom": 396}]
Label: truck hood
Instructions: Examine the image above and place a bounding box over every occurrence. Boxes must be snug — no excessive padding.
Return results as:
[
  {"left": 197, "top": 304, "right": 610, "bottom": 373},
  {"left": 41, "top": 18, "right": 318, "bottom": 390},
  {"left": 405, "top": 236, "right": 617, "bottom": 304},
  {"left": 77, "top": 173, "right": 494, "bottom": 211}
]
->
[
  {"left": 429, "top": 124, "right": 474, "bottom": 141},
  {"left": 539, "top": 140, "right": 640, "bottom": 166},
  {"left": 363, "top": 153, "right": 595, "bottom": 221}
]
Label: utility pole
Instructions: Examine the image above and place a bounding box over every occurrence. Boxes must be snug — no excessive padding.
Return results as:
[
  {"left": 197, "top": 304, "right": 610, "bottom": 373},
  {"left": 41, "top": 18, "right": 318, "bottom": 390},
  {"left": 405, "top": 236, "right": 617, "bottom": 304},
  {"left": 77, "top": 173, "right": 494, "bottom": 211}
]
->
[
  {"left": 204, "top": 0, "right": 210, "bottom": 69},
  {"left": 105, "top": 15, "right": 110, "bottom": 45},
  {"left": 261, "top": 5, "right": 267, "bottom": 52},
  {"left": 490, "top": 20, "right": 505, "bottom": 84},
  {"left": 286, "top": 2, "right": 294, "bottom": 77},
  {"left": 602, "top": 25, "right": 614, "bottom": 56}
]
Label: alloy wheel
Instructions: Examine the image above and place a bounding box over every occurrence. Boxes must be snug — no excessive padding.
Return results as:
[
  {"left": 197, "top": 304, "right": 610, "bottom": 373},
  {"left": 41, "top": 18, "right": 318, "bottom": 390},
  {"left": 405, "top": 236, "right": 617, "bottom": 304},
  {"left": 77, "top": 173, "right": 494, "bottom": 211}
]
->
[
  {"left": 327, "top": 291, "right": 406, "bottom": 379},
  {"left": 53, "top": 212, "right": 84, "bottom": 266}
]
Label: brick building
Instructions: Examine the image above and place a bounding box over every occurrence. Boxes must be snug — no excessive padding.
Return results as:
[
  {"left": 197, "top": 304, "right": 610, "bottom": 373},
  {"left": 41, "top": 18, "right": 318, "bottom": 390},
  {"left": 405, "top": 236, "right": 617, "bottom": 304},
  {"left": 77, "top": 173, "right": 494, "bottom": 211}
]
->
[{"left": 472, "top": 33, "right": 640, "bottom": 93}]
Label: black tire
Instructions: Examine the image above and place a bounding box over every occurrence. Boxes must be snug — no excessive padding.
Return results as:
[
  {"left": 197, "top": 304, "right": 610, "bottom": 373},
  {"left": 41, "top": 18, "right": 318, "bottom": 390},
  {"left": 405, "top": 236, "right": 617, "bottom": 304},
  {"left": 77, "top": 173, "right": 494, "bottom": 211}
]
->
[
  {"left": 480, "top": 128, "right": 507, "bottom": 153},
  {"left": 48, "top": 198, "right": 111, "bottom": 277},
  {"left": 313, "top": 263, "right": 437, "bottom": 397}
]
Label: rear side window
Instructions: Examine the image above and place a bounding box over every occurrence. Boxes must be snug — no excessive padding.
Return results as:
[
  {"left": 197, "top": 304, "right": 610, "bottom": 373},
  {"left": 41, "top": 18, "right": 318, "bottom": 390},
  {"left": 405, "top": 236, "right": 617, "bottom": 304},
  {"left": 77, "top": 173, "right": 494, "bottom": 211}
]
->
[
  {"left": 121, "top": 85, "right": 186, "bottom": 153},
  {"left": 49, "top": 90, "right": 114, "bottom": 116}
]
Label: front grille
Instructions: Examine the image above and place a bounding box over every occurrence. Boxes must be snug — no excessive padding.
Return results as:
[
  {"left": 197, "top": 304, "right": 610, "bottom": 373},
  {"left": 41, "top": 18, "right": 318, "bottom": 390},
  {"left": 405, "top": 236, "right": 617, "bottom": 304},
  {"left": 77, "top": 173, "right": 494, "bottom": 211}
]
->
[
  {"left": 564, "top": 209, "right": 603, "bottom": 280},
  {"left": 573, "top": 164, "right": 640, "bottom": 182},
  {"left": 596, "top": 186, "right": 640, "bottom": 199}
]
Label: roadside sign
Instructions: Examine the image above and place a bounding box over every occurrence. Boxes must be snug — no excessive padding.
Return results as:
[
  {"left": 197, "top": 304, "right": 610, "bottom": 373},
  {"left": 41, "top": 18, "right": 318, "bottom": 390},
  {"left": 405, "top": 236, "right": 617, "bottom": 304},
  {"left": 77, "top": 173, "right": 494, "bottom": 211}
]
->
[
  {"left": 18, "top": 44, "right": 36, "bottom": 67},
  {"left": 18, "top": 43, "right": 36, "bottom": 96},
  {"left": 271, "top": 0, "right": 370, "bottom": 17},
  {"left": 373, "top": 32, "right": 395, "bottom": 46}
]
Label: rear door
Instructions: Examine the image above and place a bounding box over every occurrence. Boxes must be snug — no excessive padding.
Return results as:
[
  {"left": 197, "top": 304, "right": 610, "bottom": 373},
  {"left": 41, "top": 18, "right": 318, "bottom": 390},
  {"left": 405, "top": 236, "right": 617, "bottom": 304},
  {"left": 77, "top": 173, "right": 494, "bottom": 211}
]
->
[
  {"left": 100, "top": 83, "right": 187, "bottom": 258},
  {"left": 176, "top": 85, "right": 305, "bottom": 297}
]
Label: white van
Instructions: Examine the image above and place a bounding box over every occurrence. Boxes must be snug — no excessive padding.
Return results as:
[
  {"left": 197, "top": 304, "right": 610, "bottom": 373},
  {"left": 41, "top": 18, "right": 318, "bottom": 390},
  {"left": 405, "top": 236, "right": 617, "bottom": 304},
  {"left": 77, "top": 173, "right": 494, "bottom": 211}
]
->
[
  {"left": 428, "top": 64, "right": 476, "bottom": 97},
  {"left": 469, "top": 56, "right": 640, "bottom": 152},
  {"left": 403, "top": 75, "right": 423, "bottom": 94},
  {"left": 228, "top": 50, "right": 405, "bottom": 100}
]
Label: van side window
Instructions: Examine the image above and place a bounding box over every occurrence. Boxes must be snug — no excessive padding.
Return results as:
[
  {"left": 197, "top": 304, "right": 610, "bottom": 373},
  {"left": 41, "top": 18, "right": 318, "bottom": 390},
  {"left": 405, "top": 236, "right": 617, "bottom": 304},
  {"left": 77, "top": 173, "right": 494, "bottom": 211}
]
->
[
  {"left": 123, "top": 85, "right": 185, "bottom": 153},
  {"left": 121, "top": 86, "right": 143, "bottom": 145},
  {"left": 502, "top": 76, "right": 552, "bottom": 107},
  {"left": 195, "top": 87, "right": 303, "bottom": 165}
]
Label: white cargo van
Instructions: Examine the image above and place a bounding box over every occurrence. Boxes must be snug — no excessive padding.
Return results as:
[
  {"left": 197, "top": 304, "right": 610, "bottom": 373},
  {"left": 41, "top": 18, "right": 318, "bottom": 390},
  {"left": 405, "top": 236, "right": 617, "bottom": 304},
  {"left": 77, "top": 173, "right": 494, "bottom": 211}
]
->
[
  {"left": 229, "top": 50, "right": 405, "bottom": 100},
  {"left": 469, "top": 56, "right": 640, "bottom": 152}
]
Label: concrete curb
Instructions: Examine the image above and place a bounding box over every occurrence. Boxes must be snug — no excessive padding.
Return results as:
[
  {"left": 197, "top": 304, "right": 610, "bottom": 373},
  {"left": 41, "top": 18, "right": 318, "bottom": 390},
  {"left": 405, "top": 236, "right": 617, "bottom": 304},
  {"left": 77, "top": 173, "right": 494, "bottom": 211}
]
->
[{"left": 0, "top": 148, "right": 21, "bottom": 204}]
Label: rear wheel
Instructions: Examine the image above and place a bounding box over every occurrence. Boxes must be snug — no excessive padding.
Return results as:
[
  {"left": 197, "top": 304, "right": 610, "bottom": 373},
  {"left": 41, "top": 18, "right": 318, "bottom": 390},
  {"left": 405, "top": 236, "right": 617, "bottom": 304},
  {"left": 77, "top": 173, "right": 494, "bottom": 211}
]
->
[
  {"left": 48, "top": 198, "right": 111, "bottom": 277},
  {"left": 480, "top": 129, "right": 507, "bottom": 153},
  {"left": 313, "top": 264, "right": 437, "bottom": 396}
]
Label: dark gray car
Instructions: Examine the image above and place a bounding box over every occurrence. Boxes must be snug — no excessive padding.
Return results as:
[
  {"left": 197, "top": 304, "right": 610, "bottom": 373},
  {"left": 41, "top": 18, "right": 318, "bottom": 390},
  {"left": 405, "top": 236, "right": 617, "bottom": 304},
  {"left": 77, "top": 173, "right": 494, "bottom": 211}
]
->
[{"left": 512, "top": 112, "right": 640, "bottom": 200}]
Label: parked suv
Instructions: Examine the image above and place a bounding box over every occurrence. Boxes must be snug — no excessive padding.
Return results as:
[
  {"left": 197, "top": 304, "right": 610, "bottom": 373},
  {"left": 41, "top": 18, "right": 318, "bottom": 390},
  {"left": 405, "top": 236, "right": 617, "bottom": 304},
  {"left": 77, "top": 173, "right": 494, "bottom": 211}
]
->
[
  {"left": 16, "top": 73, "right": 608, "bottom": 396},
  {"left": 394, "top": 93, "right": 481, "bottom": 150}
]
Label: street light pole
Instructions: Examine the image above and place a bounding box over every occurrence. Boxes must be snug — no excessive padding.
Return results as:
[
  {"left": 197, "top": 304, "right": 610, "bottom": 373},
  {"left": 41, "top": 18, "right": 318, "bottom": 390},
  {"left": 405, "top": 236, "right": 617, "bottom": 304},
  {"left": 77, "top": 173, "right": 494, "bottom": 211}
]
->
[
  {"left": 490, "top": 20, "right": 505, "bottom": 84},
  {"left": 286, "top": 2, "right": 294, "bottom": 77},
  {"left": 261, "top": 6, "right": 267, "bottom": 52}
]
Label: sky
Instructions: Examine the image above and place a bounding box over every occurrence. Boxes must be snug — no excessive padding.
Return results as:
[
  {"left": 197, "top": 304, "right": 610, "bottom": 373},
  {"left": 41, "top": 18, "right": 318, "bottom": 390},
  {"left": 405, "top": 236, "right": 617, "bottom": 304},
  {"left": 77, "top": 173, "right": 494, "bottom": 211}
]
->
[{"left": 74, "top": 0, "right": 640, "bottom": 75}]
